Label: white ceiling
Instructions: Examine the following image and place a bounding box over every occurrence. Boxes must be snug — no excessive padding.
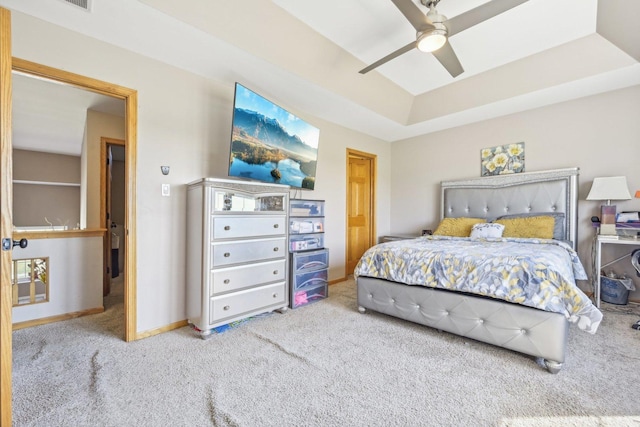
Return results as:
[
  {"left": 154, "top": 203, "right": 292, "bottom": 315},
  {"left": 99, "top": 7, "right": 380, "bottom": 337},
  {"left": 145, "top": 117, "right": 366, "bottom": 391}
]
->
[
  {"left": 12, "top": 72, "right": 124, "bottom": 156},
  {"left": 3, "top": 0, "right": 640, "bottom": 156},
  {"left": 271, "top": 0, "right": 598, "bottom": 95}
]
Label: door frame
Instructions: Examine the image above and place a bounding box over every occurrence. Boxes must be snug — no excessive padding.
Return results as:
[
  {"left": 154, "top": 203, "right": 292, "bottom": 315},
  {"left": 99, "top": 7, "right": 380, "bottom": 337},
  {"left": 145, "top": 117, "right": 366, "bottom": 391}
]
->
[
  {"left": 0, "top": 8, "right": 13, "bottom": 425},
  {"left": 10, "top": 58, "right": 138, "bottom": 343},
  {"left": 345, "top": 148, "right": 377, "bottom": 278}
]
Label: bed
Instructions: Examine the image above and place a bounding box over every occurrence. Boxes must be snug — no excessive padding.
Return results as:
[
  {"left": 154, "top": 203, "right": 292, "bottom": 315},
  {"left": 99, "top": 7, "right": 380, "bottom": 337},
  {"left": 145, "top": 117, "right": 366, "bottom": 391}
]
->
[{"left": 354, "top": 167, "right": 603, "bottom": 373}]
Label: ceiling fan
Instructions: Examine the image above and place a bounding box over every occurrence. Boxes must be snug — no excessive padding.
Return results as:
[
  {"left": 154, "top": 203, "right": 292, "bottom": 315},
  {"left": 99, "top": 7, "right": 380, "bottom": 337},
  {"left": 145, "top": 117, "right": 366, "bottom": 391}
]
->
[{"left": 359, "top": 0, "right": 529, "bottom": 77}]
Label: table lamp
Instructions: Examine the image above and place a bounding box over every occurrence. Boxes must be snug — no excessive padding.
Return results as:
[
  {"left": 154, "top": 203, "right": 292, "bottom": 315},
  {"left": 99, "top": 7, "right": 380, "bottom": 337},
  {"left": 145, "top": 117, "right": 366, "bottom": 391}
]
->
[{"left": 586, "top": 176, "right": 632, "bottom": 235}]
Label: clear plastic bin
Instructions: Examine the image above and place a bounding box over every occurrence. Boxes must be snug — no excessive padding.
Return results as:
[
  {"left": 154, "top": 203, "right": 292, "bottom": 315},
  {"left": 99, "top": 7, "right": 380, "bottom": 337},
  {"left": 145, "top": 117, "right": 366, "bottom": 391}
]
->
[
  {"left": 289, "top": 199, "right": 325, "bottom": 217},
  {"left": 292, "top": 249, "right": 329, "bottom": 273},
  {"left": 292, "top": 269, "right": 328, "bottom": 292},
  {"left": 290, "top": 218, "right": 324, "bottom": 234},
  {"left": 289, "top": 234, "right": 324, "bottom": 252},
  {"left": 292, "top": 283, "right": 327, "bottom": 309}
]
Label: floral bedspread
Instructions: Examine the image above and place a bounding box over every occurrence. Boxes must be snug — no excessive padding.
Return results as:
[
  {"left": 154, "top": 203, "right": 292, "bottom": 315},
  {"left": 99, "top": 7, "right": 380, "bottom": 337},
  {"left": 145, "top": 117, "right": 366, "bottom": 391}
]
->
[{"left": 354, "top": 236, "right": 602, "bottom": 333}]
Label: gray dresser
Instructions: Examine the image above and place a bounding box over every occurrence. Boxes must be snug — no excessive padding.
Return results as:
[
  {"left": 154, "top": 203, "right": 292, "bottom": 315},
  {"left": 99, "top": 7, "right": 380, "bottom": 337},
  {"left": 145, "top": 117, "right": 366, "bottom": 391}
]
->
[{"left": 186, "top": 178, "right": 290, "bottom": 337}]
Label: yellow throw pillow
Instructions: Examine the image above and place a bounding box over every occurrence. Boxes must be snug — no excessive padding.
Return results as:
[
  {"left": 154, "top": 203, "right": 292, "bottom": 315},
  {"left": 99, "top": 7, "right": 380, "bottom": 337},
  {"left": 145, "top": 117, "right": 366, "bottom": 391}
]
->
[
  {"left": 433, "top": 217, "right": 486, "bottom": 237},
  {"left": 494, "top": 216, "right": 555, "bottom": 239}
]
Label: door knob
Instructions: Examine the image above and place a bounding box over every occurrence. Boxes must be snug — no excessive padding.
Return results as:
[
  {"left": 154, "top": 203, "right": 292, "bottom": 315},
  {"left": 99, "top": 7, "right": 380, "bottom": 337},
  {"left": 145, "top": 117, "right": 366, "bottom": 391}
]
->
[
  {"left": 2, "top": 238, "right": 28, "bottom": 250},
  {"left": 14, "top": 238, "right": 28, "bottom": 249}
]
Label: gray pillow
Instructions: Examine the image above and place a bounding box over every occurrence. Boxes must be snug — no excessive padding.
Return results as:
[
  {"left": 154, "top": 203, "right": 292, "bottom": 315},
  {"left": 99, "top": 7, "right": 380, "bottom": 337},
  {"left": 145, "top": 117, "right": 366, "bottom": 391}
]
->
[{"left": 494, "top": 212, "right": 565, "bottom": 240}]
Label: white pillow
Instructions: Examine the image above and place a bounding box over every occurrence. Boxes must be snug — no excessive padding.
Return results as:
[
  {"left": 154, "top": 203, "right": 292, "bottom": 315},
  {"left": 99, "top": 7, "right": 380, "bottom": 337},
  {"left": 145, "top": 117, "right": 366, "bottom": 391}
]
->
[{"left": 470, "top": 222, "right": 504, "bottom": 239}]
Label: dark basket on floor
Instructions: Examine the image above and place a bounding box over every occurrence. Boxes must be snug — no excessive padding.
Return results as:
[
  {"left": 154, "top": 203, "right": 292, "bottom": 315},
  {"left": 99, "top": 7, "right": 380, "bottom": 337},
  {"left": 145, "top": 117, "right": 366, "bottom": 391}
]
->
[{"left": 600, "top": 276, "right": 633, "bottom": 305}]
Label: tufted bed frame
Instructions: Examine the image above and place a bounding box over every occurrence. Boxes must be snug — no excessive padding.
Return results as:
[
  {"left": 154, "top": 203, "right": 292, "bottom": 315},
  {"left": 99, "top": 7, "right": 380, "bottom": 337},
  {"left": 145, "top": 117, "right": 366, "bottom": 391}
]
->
[{"left": 356, "top": 168, "right": 580, "bottom": 373}]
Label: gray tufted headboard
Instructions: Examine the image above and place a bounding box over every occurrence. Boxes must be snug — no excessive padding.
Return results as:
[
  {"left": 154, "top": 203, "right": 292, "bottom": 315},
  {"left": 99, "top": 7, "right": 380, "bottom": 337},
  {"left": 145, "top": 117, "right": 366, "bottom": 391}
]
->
[{"left": 441, "top": 168, "right": 579, "bottom": 249}]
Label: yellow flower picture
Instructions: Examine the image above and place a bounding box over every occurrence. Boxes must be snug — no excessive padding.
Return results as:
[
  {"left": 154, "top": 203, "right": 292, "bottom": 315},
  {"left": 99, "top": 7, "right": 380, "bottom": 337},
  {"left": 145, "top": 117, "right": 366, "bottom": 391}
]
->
[{"left": 481, "top": 142, "right": 525, "bottom": 176}]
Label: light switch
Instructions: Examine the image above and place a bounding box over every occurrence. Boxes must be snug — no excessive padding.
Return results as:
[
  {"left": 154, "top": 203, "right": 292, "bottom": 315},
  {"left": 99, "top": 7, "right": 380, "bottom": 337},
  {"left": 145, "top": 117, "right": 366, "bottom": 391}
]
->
[{"left": 161, "top": 184, "right": 170, "bottom": 197}]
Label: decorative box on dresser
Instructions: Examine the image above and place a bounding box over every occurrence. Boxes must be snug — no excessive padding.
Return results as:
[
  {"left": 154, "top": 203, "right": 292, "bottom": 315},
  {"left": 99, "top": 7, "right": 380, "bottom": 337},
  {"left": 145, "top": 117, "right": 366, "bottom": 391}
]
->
[
  {"left": 289, "top": 199, "right": 329, "bottom": 309},
  {"left": 186, "top": 178, "right": 290, "bottom": 338}
]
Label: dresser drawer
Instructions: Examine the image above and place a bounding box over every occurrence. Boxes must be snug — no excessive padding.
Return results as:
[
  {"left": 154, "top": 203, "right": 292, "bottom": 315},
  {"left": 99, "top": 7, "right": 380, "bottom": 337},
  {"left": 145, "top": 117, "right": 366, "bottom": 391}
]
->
[
  {"left": 212, "top": 216, "right": 285, "bottom": 239},
  {"left": 210, "top": 282, "right": 286, "bottom": 323},
  {"left": 212, "top": 237, "right": 286, "bottom": 267},
  {"left": 211, "top": 259, "right": 286, "bottom": 295}
]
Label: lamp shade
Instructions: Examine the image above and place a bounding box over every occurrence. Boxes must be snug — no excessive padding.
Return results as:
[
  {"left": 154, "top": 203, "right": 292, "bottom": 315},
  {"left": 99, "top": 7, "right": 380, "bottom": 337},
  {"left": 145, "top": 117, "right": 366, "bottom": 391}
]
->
[{"left": 586, "top": 176, "right": 632, "bottom": 203}]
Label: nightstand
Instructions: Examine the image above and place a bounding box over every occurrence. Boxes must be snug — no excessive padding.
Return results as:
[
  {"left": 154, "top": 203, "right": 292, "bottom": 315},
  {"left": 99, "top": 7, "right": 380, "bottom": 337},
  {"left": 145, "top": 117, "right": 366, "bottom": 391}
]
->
[
  {"left": 379, "top": 234, "right": 421, "bottom": 243},
  {"left": 594, "top": 235, "right": 640, "bottom": 308}
]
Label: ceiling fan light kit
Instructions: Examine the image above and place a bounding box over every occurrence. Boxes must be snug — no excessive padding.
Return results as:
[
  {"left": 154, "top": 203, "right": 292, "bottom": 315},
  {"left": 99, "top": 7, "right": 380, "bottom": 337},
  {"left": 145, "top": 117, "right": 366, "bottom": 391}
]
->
[{"left": 416, "top": 24, "right": 447, "bottom": 53}]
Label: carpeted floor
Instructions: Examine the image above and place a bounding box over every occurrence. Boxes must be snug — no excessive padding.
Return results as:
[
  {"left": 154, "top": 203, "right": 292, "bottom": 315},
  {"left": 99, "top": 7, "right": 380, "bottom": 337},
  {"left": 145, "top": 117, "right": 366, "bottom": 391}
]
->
[{"left": 11, "top": 277, "right": 640, "bottom": 427}]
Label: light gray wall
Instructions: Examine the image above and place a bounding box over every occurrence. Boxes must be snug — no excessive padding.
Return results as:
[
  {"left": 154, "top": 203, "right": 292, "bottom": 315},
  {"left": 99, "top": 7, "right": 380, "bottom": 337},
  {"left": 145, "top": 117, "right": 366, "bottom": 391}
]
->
[
  {"left": 391, "top": 85, "right": 640, "bottom": 300},
  {"left": 12, "top": 149, "right": 81, "bottom": 227},
  {"left": 10, "top": 11, "right": 390, "bottom": 333},
  {"left": 85, "top": 110, "right": 125, "bottom": 228}
]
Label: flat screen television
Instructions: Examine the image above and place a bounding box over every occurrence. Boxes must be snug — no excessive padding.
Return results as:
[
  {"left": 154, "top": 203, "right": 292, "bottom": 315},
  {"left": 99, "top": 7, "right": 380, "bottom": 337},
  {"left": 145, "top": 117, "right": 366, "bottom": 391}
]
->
[{"left": 228, "top": 83, "right": 320, "bottom": 190}]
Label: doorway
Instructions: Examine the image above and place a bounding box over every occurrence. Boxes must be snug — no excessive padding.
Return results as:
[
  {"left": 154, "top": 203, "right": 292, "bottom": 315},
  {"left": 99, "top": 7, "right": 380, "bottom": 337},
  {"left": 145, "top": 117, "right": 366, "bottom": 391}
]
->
[
  {"left": 346, "top": 148, "right": 377, "bottom": 276},
  {"left": 101, "top": 138, "right": 126, "bottom": 299},
  {"left": 9, "top": 58, "right": 138, "bottom": 342}
]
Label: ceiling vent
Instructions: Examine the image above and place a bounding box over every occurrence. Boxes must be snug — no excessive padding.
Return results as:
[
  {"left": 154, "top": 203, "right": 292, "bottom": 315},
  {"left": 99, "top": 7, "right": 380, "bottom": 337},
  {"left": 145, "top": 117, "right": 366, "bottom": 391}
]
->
[{"left": 60, "top": 0, "right": 91, "bottom": 11}]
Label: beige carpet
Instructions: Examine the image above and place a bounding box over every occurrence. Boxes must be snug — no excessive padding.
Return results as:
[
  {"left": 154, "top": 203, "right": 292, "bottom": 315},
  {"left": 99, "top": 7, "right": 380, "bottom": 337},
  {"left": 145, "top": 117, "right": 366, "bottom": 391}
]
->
[{"left": 12, "top": 277, "right": 640, "bottom": 426}]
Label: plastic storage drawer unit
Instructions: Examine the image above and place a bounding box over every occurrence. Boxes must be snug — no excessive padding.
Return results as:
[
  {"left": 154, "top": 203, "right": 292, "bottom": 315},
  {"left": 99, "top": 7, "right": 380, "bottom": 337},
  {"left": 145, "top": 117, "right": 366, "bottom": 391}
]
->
[{"left": 290, "top": 249, "right": 329, "bottom": 308}]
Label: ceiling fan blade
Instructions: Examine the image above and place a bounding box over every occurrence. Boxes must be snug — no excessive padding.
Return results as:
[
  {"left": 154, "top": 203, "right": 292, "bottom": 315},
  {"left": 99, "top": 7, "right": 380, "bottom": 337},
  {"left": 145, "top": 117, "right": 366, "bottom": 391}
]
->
[
  {"left": 359, "top": 41, "right": 417, "bottom": 74},
  {"left": 391, "top": 0, "right": 435, "bottom": 32},
  {"left": 432, "top": 40, "right": 463, "bottom": 77},
  {"left": 446, "top": 0, "right": 529, "bottom": 37}
]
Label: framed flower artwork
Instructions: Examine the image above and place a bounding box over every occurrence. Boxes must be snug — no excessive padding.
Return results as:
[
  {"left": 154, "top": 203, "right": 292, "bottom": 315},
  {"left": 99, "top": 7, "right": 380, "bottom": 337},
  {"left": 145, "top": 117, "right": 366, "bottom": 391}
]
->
[{"left": 481, "top": 142, "right": 525, "bottom": 176}]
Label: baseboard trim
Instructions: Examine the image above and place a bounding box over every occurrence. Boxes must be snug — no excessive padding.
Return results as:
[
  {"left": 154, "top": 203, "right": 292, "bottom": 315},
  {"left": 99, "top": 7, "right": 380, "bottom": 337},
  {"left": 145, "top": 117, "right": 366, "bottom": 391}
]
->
[
  {"left": 134, "top": 278, "right": 347, "bottom": 339},
  {"left": 13, "top": 307, "right": 105, "bottom": 330},
  {"left": 135, "top": 319, "right": 188, "bottom": 340}
]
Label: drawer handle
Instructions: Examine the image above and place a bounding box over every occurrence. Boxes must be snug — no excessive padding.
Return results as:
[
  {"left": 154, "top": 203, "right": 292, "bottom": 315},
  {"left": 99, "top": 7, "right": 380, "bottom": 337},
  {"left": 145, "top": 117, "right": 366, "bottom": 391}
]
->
[
  {"left": 273, "top": 270, "right": 278, "bottom": 275},
  {"left": 224, "top": 252, "right": 231, "bottom": 257},
  {"left": 273, "top": 224, "right": 279, "bottom": 228},
  {"left": 272, "top": 293, "right": 278, "bottom": 298},
  {"left": 273, "top": 247, "right": 279, "bottom": 252},
  {"left": 223, "top": 305, "right": 230, "bottom": 311},
  {"left": 224, "top": 279, "right": 230, "bottom": 284},
  {"left": 224, "top": 225, "right": 230, "bottom": 231}
]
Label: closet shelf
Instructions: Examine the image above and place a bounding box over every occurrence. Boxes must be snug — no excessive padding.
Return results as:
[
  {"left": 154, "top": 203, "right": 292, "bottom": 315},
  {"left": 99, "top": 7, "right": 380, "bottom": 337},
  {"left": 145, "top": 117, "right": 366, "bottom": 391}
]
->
[{"left": 13, "top": 180, "right": 80, "bottom": 187}]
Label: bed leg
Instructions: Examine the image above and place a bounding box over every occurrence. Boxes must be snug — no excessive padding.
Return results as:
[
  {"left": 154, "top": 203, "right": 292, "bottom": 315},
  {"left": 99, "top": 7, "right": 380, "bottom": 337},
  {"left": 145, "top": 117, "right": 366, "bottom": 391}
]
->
[
  {"left": 544, "top": 359, "right": 563, "bottom": 374},
  {"left": 358, "top": 306, "right": 366, "bottom": 314}
]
